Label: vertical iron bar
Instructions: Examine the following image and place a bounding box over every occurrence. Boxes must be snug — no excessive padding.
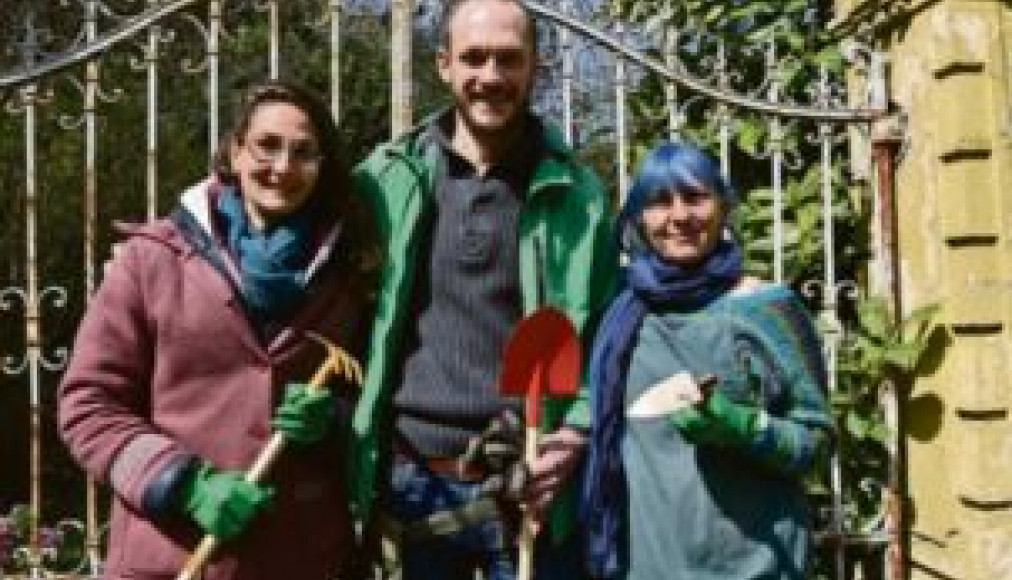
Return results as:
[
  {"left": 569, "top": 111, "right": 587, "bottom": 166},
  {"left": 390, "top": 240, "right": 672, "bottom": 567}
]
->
[
  {"left": 664, "top": 28, "right": 678, "bottom": 141},
  {"left": 390, "top": 0, "right": 414, "bottom": 139},
  {"left": 208, "top": 0, "right": 221, "bottom": 155},
  {"left": 268, "top": 0, "right": 280, "bottom": 80},
  {"left": 23, "top": 84, "right": 42, "bottom": 580},
  {"left": 614, "top": 22, "right": 628, "bottom": 206},
  {"left": 83, "top": 1, "right": 101, "bottom": 574},
  {"left": 560, "top": 0, "right": 574, "bottom": 145},
  {"left": 768, "top": 40, "right": 784, "bottom": 283},
  {"left": 873, "top": 128, "right": 904, "bottom": 580},
  {"left": 818, "top": 67, "right": 846, "bottom": 580},
  {"left": 717, "top": 42, "right": 730, "bottom": 179},
  {"left": 146, "top": 22, "right": 159, "bottom": 221},
  {"left": 329, "top": 0, "right": 341, "bottom": 121}
]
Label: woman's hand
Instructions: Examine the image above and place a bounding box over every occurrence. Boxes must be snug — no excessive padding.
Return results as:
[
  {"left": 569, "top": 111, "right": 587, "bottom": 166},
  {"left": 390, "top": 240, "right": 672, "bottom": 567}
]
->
[
  {"left": 627, "top": 372, "right": 716, "bottom": 418},
  {"left": 270, "top": 382, "right": 335, "bottom": 444},
  {"left": 671, "top": 385, "right": 761, "bottom": 447},
  {"left": 178, "top": 462, "right": 274, "bottom": 539}
]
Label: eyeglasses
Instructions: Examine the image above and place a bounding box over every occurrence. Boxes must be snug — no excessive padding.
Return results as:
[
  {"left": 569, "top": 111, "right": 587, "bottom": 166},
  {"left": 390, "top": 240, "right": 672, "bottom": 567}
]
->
[{"left": 244, "top": 134, "right": 322, "bottom": 167}]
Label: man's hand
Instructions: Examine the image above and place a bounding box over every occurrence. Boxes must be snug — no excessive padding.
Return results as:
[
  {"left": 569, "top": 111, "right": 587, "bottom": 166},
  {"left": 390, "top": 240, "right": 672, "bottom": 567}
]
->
[
  {"left": 461, "top": 409, "right": 528, "bottom": 501},
  {"left": 524, "top": 426, "right": 587, "bottom": 524}
]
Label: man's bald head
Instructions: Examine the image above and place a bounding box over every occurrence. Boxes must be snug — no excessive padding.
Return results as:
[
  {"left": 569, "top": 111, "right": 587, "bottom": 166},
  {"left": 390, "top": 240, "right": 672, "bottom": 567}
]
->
[{"left": 440, "top": 0, "right": 538, "bottom": 54}]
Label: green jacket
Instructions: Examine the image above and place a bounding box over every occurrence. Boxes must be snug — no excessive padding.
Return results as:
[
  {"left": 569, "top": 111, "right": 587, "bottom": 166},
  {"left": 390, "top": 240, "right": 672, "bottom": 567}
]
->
[{"left": 349, "top": 114, "right": 618, "bottom": 537}]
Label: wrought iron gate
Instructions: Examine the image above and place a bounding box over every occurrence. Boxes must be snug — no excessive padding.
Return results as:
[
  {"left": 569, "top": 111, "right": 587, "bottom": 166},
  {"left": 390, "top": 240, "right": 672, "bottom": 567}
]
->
[{"left": 0, "top": 1, "right": 896, "bottom": 578}]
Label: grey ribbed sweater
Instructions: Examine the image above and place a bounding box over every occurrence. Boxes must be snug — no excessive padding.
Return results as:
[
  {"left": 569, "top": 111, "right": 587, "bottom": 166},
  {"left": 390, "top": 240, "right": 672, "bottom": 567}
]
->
[{"left": 392, "top": 118, "right": 541, "bottom": 457}]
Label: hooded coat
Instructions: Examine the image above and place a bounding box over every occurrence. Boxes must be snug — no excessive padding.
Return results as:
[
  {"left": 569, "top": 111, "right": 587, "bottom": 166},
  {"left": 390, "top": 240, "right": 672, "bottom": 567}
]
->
[{"left": 58, "top": 180, "right": 374, "bottom": 580}]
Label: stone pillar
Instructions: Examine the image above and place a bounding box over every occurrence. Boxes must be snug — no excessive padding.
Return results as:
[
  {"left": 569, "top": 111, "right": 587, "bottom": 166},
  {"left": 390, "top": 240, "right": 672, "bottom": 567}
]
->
[{"left": 839, "top": 1, "right": 1012, "bottom": 578}]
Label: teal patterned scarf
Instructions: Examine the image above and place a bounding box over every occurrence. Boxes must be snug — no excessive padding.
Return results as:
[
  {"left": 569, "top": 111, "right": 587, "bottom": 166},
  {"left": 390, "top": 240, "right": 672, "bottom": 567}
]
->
[{"left": 216, "top": 186, "right": 313, "bottom": 324}]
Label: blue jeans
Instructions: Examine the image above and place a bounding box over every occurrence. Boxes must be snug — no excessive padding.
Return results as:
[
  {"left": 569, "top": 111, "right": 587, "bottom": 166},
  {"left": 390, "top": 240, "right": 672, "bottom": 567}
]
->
[{"left": 386, "top": 458, "right": 586, "bottom": 580}]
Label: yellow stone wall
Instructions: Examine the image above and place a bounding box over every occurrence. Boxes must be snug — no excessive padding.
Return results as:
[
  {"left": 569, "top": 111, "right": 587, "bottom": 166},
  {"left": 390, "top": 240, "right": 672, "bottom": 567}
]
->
[{"left": 836, "top": 1, "right": 1012, "bottom": 578}]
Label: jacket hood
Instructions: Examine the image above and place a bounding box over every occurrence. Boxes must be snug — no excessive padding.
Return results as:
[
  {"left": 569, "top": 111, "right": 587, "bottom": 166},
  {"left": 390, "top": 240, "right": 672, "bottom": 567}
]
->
[
  {"left": 110, "top": 178, "right": 217, "bottom": 253},
  {"left": 114, "top": 178, "right": 343, "bottom": 283}
]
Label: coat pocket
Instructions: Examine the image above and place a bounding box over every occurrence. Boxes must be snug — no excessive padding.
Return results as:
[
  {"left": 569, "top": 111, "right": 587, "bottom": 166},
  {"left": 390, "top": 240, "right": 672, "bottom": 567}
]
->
[{"left": 117, "top": 509, "right": 191, "bottom": 576}]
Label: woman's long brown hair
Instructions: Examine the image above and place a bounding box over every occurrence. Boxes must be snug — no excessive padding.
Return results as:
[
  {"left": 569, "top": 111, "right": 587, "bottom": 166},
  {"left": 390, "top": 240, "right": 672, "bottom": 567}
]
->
[{"left": 212, "top": 80, "right": 378, "bottom": 275}]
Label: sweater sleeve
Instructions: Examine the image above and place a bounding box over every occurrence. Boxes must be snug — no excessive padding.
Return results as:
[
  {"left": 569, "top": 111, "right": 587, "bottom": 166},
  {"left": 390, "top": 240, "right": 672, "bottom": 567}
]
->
[
  {"left": 736, "top": 287, "right": 835, "bottom": 476},
  {"left": 58, "top": 239, "right": 193, "bottom": 515}
]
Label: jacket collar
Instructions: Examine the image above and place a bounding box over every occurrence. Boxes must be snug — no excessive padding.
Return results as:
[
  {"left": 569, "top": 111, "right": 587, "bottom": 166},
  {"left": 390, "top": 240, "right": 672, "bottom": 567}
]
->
[
  {"left": 175, "top": 178, "right": 342, "bottom": 282},
  {"left": 389, "top": 107, "right": 578, "bottom": 198}
]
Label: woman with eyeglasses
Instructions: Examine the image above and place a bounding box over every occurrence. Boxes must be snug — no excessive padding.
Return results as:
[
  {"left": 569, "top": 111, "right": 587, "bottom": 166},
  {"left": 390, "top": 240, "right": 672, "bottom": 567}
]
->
[
  {"left": 58, "top": 80, "right": 376, "bottom": 580},
  {"left": 581, "top": 141, "right": 833, "bottom": 579}
]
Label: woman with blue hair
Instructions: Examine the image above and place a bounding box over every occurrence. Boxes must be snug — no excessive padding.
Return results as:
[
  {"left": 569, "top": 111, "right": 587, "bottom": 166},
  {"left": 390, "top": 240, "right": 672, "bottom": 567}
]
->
[{"left": 582, "top": 141, "right": 833, "bottom": 579}]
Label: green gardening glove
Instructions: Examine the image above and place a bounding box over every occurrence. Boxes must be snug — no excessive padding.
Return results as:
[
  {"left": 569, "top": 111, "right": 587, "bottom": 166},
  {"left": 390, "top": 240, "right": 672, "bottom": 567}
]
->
[
  {"left": 671, "top": 388, "right": 760, "bottom": 447},
  {"left": 271, "top": 382, "right": 335, "bottom": 445},
  {"left": 178, "top": 463, "right": 274, "bottom": 539}
]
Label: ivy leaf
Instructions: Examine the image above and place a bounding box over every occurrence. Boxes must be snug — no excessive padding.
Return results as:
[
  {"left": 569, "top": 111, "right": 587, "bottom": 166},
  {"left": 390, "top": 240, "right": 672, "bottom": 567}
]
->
[
  {"left": 737, "top": 118, "right": 766, "bottom": 155},
  {"left": 704, "top": 5, "right": 726, "bottom": 23},
  {"left": 814, "top": 47, "right": 845, "bottom": 72},
  {"left": 900, "top": 303, "right": 941, "bottom": 343},
  {"left": 882, "top": 343, "right": 923, "bottom": 373},
  {"left": 845, "top": 411, "right": 871, "bottom": 439},
  {"left": 856, "top": 297, "right": 890, "bottom": 340},
  {"left": 780, "top": 28, "right": 807, "bottom": 52},
  {"left": 747, "top": 237, "right": 776, "bottom": 254},
  {"left": 829, "top": 390, "right": 853, "bottom": 409},
  {"left": 866, "top": 419, "right": 893, "bottom": 446},
  {"left": 745, "top": 187, "right": 774, "bottom": 202}
]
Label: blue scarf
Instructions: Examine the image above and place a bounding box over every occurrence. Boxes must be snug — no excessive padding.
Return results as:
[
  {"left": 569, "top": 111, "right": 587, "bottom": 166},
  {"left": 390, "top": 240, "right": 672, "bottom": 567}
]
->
[
  {"left": 216, "top": 186, "right": 314, "bottom": 325},
  {"left": 582, "top": 239, "right": 743, "bottom": 578}
]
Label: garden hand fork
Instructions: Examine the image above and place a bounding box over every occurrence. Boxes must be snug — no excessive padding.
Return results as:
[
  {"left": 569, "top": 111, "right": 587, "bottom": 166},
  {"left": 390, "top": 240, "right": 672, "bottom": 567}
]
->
[{"left": 175, "top": 331, "right": 361, "bottom": 580}]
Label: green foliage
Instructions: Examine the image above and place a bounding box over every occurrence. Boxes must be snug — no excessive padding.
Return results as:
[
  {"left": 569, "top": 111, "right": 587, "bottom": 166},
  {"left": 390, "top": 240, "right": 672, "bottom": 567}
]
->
[
  {"left": 0, "top": 503, "right": 88, "bottom": 574},
  {"left": 835, "top": 298, "right": 940, "bottom": 446}
]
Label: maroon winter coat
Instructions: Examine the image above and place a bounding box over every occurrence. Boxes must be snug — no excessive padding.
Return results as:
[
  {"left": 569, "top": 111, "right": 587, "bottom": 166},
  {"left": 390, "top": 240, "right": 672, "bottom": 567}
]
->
[{"left": 59, "top": 182, "right": 374, "bottom": 580}]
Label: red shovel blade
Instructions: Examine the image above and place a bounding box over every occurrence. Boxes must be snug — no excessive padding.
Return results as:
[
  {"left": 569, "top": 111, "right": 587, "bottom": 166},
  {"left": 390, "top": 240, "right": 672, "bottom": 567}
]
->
[{"left": 500, "top": 307, "right": 581, "bottom": 425}]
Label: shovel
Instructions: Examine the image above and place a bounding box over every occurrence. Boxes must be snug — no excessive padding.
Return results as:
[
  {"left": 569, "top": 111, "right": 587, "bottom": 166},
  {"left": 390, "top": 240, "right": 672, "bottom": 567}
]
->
[{"left": 499, "top": 307, "right": 581, "bottom": 580}]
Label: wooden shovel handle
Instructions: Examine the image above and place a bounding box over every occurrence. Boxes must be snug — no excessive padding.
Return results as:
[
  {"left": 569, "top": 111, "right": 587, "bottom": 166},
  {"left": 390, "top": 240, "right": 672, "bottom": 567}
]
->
[{"left": 516, "top": 425, "right": 539, "bottom": 580}]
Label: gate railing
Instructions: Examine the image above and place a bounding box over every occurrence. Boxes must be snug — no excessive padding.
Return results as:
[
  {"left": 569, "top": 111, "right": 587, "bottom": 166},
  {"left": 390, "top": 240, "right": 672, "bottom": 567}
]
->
[{"left": 0, "top": 1, "right": 894, "bottom": 578}]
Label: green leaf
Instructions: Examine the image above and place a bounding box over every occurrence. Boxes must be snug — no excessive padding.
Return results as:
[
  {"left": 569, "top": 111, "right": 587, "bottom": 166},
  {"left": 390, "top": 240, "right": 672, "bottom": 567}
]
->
[
  {"left": 814, "top": 47, "right": 845, "bottom": 72},
  {"left": 845, "top": 411, "right": 871, "bottom": 439},
  {"left": 883, "top": 343, "right": 923, "bottom": 372},
  {"left": 856, "top": 297, "right": 891, "bottom": 340},
  {"left": 704, "top": 5, "right": 725, "bottom": 23},
  {"left": 901, "top": 303, "right": 941, "bottom": 343},
  {"left": 745, "top": 187, "right": 774, "bottom": 202},
  {"left": 866, "top": 419, "right": 893, "bottom": 446},
  {"left": 736, "top": 118, "right": 766, "bottom": 156},
  {"left": 829, "top": 390, "right": 854, "bottom": 408}
]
